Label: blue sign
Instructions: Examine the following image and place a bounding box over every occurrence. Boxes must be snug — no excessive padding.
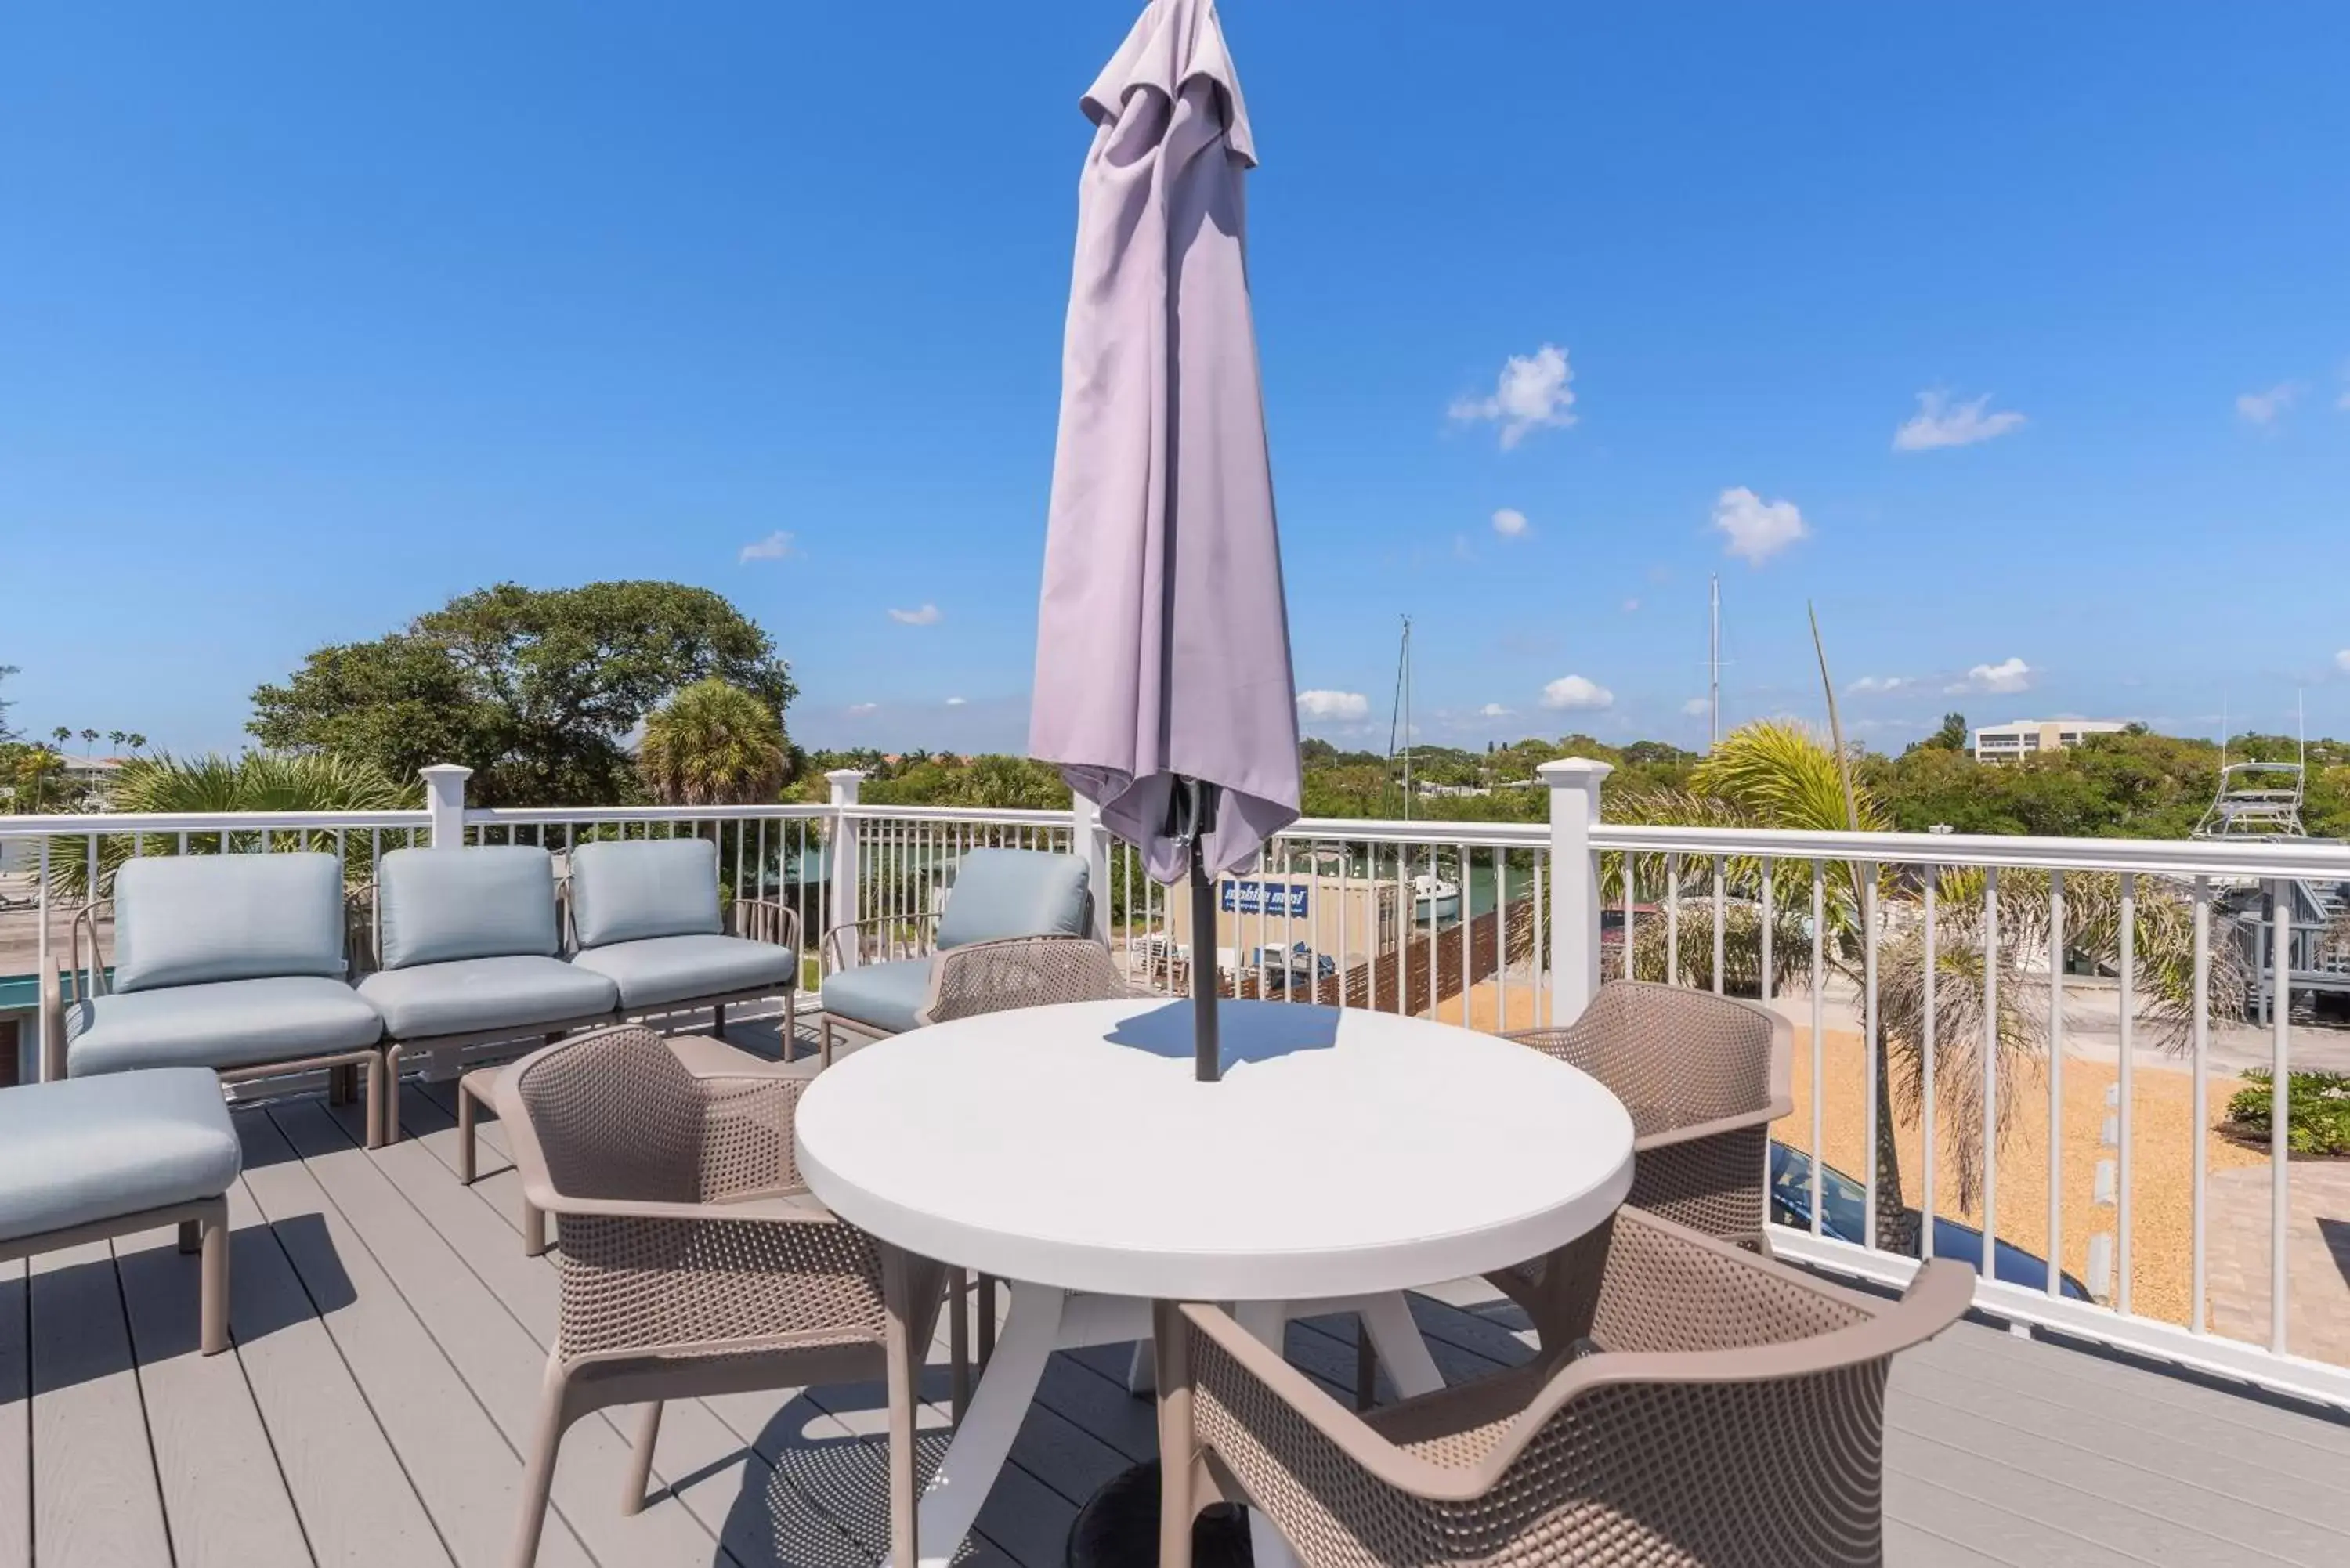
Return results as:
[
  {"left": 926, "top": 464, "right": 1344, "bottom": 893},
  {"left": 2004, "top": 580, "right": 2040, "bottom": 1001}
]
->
[{"left": 1219, "top": 879, "right": 1309, "bottom": 917}]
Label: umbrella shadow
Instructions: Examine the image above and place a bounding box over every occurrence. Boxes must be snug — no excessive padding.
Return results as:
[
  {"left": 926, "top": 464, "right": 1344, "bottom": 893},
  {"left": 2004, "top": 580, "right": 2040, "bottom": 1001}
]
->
[{"left": 1105, "top": 1000, "right": 1339, "bottom": 1068}]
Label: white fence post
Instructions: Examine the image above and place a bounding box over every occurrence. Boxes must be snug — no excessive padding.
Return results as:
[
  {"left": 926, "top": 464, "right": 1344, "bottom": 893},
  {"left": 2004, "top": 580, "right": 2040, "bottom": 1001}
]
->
[
  {"left": 1539, "top": 757, "right": 1611, "bottom": 1024},
  {"left": 1071, "top": 792, "right": 1112, "bottom": 945},
  {"left": 827, "top": 770, "right": 864, "bottom": 966},
  {"left": 420, "top": 764, "right": 472, "bottom": 848}
]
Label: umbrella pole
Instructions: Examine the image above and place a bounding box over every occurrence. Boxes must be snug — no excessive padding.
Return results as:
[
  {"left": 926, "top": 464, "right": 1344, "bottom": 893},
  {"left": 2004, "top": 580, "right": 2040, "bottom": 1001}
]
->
[{"left": 1188, "top": 829, "right": 1220, "bottom": 1082}]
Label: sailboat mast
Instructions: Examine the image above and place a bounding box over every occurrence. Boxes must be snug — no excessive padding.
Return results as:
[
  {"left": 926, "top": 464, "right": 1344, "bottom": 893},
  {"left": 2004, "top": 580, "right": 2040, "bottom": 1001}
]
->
[
  {"left": 1708, "top": 574, "right": 1721, "bottom": 750},
  {"left": 1401, "top": 616, "right": 1413, "bottom": 822}
]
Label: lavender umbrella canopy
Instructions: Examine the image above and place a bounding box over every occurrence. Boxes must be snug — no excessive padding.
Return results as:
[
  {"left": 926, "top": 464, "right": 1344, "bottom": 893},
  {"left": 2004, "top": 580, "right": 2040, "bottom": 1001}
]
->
[{"left": 1028, "top": 0, "right": 1300, "bottom": 888}]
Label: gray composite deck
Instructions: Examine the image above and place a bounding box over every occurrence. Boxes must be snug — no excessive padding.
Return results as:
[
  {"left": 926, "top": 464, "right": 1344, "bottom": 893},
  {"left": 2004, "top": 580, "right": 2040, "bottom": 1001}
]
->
[{"left": 5, "top": 1007, "right": 2349, "bottom": 1568}]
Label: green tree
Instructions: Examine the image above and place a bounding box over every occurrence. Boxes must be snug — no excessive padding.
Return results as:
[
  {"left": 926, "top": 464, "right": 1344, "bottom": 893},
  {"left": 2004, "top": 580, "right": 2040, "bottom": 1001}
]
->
[
  {"left": 51, "top": 726, "right": 70, "bottom": 746},
  {"left": 78, "top": 728, "right": 97, "bottom": 753},
  {"left": 637, "top": 679, "right": 790, "bottom": 806},
  {"left": 42, "top": 751, "right": 418, "bottom": 901},
  {"left": 0, "top": 665, "right": 17, "bottom": 743},
  {"left": 1914, "top": 712, "right": 1969, "bottom": 752},
  {"left": 125, "top": 732, "right": 147, "bottom": 753},
  {"left": 107, "top": 729, "right": 126, "bottom": 752},
  {"left": 7, "top": 746, "right": 66, "bottom": 811},
  {"left": 250, "top": 581, "right": 794, "bottom": 806}
]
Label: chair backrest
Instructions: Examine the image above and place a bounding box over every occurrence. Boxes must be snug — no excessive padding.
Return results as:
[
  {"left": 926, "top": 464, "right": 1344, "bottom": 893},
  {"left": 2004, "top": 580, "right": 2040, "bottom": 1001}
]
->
[
  {"left": 933, "top": 848, "right": 1090, "bottom": 950},
  {"left": 919, "top": 936, "right": 1131, "bottom": 1024},
  {"left": 507, "top": 1024, "right": 708, "bottom": 1205},
  {"left": 375, "top": 845, "right": 560, "bottom": 970},
  {"left": 568, "top": 836, "right": 724, "bottom": 949},
  {"left": 110, "top": 851, "right": 349, "bottom": 993},
  {"left": 1491, "top": 1211, "right": 1971, "bottom": 1564},
  {"left": 1538, "top": 981, "right": 1788, "bottom": 1127}
]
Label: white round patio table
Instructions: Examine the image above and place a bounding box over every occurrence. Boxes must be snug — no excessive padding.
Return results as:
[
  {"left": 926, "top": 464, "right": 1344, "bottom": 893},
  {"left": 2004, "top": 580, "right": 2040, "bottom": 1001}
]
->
[{"left": 795, "top": 996, "right": 1635, "bottom": 1568}]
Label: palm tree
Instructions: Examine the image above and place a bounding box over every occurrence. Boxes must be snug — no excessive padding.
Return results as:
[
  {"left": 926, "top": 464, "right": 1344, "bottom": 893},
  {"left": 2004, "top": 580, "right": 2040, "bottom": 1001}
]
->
[
  {"left": 78, "top": 728, "right": 98, "bottom": 753},
  {"left": 636, "top": 679, "right": 789, "bottom": 807},
  {"left": 1605, "top": 719, "right": 2236, "bottom": 1254},
  {"left": 13, "top": 747, "right": 65, "bottom": 812},
  {"left": 125, "top": 732, "right": 148, "bottom": 753},
  {"left": 51, "top": 726, "right": 70, "bottom": 747},
  {"left": 43, "top": 751, "right": 418, "bottom": 902},
  {"left": 107, "top": 729, "right": 127, "bottom": 752}
]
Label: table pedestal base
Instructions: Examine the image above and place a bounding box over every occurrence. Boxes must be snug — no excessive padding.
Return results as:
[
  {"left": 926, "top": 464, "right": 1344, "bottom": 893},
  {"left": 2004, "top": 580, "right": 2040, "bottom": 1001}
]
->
[{"left": 1067, "top": 1461, "right": 1251, "bottom": 1568}]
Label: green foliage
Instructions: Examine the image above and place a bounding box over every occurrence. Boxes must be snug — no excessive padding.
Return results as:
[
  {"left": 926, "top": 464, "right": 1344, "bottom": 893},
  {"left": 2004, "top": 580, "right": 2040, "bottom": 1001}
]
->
[
  {"left": 2, "top": 743, "right": 67, "bottom": 811},
  {"left": 1626, "top": 898, "right": 1810, "bottom": 999},
  {"left": 2226, "top": 1070, "right": 2350, "bottom": 1157},
  {"left": 1914, "top": 712, "right": 1969, "bottom": 752},
  {"left": 42, "top": 751, "right": 419, "bottom": 901},
  {"left": 865, "top": 754, "right": 1072, "bottom": 811},
  {"left": 250, "top": 581, "right": 794, "bottom": 807},
  {"left": 637, "top": 678, "right": 790, "bottom": 805}
]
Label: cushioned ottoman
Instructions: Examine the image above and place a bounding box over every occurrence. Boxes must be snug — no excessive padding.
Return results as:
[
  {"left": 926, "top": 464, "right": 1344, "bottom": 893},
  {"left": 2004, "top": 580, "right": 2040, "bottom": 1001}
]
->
[{"left": 0, "top": 1068, "right": 240, "bottom": 1354}]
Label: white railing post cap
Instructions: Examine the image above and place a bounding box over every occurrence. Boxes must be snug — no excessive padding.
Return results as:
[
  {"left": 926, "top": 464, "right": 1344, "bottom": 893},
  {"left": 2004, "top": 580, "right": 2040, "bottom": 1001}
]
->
[
  {"left": 1537, "top": 757, "right": 1614, "bottom": 785},
  {"left": 418, "top": 763, "right": 474, "bottom": 785}
]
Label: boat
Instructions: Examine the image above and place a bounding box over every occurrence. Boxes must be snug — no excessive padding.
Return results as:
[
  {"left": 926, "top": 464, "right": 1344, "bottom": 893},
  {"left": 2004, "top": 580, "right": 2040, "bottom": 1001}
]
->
[{"left": 1412, "top": 871, "right": 1460, "bottom": 925}]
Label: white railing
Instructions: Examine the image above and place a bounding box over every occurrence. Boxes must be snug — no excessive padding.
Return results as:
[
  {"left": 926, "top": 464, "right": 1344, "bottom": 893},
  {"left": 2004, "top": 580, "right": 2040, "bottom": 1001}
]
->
[{"left": 4, "top": 757, "right": 2348, "bottom": 1410}]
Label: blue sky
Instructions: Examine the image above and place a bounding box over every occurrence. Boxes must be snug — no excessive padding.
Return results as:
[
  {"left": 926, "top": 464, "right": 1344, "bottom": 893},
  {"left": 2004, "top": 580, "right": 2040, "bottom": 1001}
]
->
[{"left": 5, "top": 2, "right": 2347, "bottom": 761}]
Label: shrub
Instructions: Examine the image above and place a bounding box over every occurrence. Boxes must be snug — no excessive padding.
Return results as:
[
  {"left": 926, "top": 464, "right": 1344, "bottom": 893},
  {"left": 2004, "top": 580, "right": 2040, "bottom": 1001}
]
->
[{"left": 2226, "top": 1069, "right": 2350, "bottom": 1157}]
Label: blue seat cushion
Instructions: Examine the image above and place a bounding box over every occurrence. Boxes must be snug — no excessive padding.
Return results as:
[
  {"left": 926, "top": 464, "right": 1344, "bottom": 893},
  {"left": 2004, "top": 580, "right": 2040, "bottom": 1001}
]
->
[
  {"left": 67, "top": 975, "right": 385, "bottom": 1078},
  {"left": 569, "top": 838, "right": 724, "bottom": 948},
  {"left": 569, "top": 934, "right": 796, "bottom": 1010},
  {"left": 376, "top": 846, "right": 560, "bottom": 969},
  {"left": 358, "top": 956, "right": 617, "bottom": 1041},
  {"left": 935, "top": 849, "right": 1091, "bottom": 950},
  {"left": 819, "top": 958, "right": 931, "bottom": 1035},
  {"left": 0, "top": 1068, "right": 242, "bottom": 1242},
  {"left": 113, "top": 851, "right": 349, "bottom": 992}
]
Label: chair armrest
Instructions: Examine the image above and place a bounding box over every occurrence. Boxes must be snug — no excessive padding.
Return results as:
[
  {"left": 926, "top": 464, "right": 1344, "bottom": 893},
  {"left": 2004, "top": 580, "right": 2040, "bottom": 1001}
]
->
[
  {"left": 732, "top": 897, "right": 802, "bottom": 956},
  {"left": 526, "top": 1189, "right": 838, "bottom": 1225},
  {"left": 1180, "top": 1302, "right": 1493, "bottom": 1503},
  {"left": 820, "top": 911, "right": 940, "bottom": 974},
  {"left": 1635, "top": 1097, "right": 1794, "bottom": 1151}
]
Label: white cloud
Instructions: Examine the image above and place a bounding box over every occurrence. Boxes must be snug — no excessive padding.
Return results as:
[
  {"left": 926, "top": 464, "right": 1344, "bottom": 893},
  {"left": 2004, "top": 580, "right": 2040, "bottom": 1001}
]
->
[
  {"left": 1449, "top": 344, "right": 1575, "bottom": 449},
  {"left": 1540, "top": 675, "right": 1614, "bottom": 712},
  {"left": 944, "top": 696, "right": 967, "bottom": 706},
  {"left": 1491, "top": 508, "right": 1530, "bottom": 538},
  {"left": 1848, "top": 675, "right": 1914, "bottom": 695},
  {"left": 888, "top": 603, "right": 942, "bottom": 626},
  {"left": 845, "top": 702, "right": 879, "bottom": 717},
  {"left": 1622, "top": 598, "right": 1640, "bottom": 613},
  {"left": 1893, "top": 391, "right": 2026, "bottom": 452},
  {"left": 1296, "top": 689, "right": 1370, "bottom": 721},
  {"left": 1680, "top": 698, "right": 1711, "bottom": 717},
  {"left": 1711, "top": 486, "right": 1809, "bottom": 566},
  {"left": 739, "top": 530, "right": 797, "bottom": 562},
  {"left": 1947, "top": 656, "right": 2034, "bottom": 695},
  {"left": 2236, "top": 382, "right": 2300, "bottom": 425},
  {"left": 1477, "top": 703, "right": 1511, "bottom": 718}
]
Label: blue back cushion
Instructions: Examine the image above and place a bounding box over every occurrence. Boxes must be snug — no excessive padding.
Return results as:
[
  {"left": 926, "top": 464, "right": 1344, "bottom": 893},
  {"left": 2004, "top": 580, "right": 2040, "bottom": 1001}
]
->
[
  {"left": 935, "top": 849, "right": 1091, "bottom": 950},
  {"left": 113, "top": 852, "right": 348, "bottom": 992},
  {"left": 569, "top": 837, "right": 723, "bottom": 948},
  {"left": 377, "top": 846, "right": 559, "bottom": 970}
]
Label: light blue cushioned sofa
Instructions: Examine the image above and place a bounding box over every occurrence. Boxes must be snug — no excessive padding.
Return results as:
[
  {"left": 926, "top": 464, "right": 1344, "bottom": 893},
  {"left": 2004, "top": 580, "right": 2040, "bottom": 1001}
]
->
[
  {"left": 358, "top": 845, "right": 618, "bottom": 1144},
  {"left": 52, "top": 851, "right": 391, "bottom": 1145},
  {"left": 564, "top": 836, "right": 801, "bottom": 1042},
  {"left": 817, "top": 847, "right": 1090, "bottom": 1064}
]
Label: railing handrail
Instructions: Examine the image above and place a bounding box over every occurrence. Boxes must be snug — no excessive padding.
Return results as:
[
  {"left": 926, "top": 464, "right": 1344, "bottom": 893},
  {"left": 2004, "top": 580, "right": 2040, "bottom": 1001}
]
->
[
  {"left": 0, "top": 808, "right": 430, "bottom": 837},
  {"left": 465, "top": 803, "right": 831, "bottom": 826},
  {"left": 837, "top": 804, "right": 1073, "bottom": 826},
  {"left": 1591, "top": 822, "right": 2350, "bottom": 880}
]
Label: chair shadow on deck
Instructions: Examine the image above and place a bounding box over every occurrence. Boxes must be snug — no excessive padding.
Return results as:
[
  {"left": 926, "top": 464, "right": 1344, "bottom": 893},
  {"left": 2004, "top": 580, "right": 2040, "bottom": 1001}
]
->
[
  {"left": 9, "top": 1211, "right": 355, "bottom": 1397},
  {"left": 696, "top": 1380, "right": 971, "bottom": 1568}
]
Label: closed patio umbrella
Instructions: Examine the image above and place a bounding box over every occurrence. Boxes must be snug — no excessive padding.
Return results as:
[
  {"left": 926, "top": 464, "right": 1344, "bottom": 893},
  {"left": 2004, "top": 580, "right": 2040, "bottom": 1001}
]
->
[{"left": 1029, "top": 0, "right": 1300, "bottom": 1082}]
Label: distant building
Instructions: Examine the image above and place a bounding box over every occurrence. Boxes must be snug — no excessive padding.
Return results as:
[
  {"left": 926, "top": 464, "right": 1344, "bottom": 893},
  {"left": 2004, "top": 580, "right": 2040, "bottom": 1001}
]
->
[{"left": 1972, "top": 719, "right": 2127, "bottom": 764}]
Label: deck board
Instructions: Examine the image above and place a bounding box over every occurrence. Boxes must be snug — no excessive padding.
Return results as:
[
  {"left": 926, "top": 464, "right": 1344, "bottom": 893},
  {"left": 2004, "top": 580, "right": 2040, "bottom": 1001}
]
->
[
  {"left": 6, "top": 1071, "right": 2350, "bottom": 1567},
  {"left": 27, "top": 1239, "right": 172, "bottom": 1567},
  {"left": 111, "top": 1223, "right": 311, "bottom": 1568},
  {"left": 215, "top": 1159, "right": 452, "bottom": 1566}
]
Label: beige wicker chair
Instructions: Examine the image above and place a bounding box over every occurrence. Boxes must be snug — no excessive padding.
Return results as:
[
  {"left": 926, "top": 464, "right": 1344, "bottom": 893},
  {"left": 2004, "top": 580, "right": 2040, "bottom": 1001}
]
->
[
  {"left": 494, "top": 1024, "right": 950, "bottom": 1568},
  {"left": 1155, "top": 1207, "right": 1973, "bottom": 1568},
  {"left": 915, "top": 933, "right": 1138, "bottom": 1025},
  {"left": 915, "top": 934, "right": 1140, "bottom": 1411},
  {"left": 1511, "top": 981, "right": 1792, "bottom": 1248}
]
